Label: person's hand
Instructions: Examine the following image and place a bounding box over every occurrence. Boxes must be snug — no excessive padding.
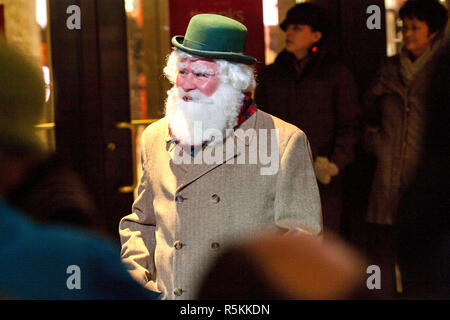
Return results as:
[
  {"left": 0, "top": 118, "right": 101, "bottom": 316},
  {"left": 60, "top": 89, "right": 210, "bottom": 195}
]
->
[{"left": 313, "top": 157, "right": 339, "bottom": 184}]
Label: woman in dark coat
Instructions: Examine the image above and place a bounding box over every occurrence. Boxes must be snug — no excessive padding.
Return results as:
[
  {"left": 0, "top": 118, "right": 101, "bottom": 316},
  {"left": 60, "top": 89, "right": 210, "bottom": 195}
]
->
[
  {"left": 395, "top": 39, "right": 450, "bottom": 299},
  {"left": 255, "top": 3, "right": 361, "bottom": 236},
  {"left": 362, "top": 0, "right": 448, "bottom": 297},
  {"left": 364, "top": 0, "right": 448, "bottom": 226}
]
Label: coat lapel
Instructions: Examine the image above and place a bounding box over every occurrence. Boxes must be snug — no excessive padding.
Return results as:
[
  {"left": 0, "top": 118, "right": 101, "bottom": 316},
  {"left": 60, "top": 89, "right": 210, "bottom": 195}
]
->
[
  {"left": 407, "top": 63, "right": 429, "bottom": 96},
  {"left": 377, "top": 57, "right": 408, "bottom": 107},
  {"left": 175, "top": 110, "right": 259, "bottom": 192}
]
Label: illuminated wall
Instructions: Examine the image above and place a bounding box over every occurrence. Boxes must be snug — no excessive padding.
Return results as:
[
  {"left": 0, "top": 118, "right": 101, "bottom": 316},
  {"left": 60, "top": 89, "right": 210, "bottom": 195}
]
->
[{"left": 0, "top": 0, "right": 41, "bottom": 66}]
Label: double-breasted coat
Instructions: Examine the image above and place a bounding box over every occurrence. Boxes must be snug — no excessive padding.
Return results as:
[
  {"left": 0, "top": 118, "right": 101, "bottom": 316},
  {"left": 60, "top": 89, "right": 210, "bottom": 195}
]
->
[{"left": 119, "top": 109, "right": 322, "bottom": 299}]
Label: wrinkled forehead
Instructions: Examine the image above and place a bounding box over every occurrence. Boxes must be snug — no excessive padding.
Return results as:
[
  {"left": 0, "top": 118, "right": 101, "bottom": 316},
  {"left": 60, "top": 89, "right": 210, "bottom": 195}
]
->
[{"left": 177, "top": 58, "right": 219, "bottom": 74}]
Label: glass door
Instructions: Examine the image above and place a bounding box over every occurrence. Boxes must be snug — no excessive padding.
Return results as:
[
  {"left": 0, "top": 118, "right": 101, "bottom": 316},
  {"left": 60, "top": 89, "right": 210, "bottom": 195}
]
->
[
  {"left": 48, "top": 0, "right": 135, "bottom": 242},
  {"left": 124, "top": 0, "right": 171, "bottom": 198}
]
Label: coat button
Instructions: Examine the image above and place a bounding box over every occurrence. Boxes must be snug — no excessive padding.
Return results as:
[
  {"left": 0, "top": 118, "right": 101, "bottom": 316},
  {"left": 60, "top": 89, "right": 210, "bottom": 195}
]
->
[
  {"left": 211, "top": 242, "right": 220, "bottom": 249},
  {"left": 174, "top": 241, "right": 183, "bottom": 250},
  {"left": 174, "top": 288, "right": 183, "bottom": 296},
  {"left": 211, "top": 194, "right": 220, "bottom": 203},
  {"left": 175, "top": 195, "right": 185, "bottom": 203}
]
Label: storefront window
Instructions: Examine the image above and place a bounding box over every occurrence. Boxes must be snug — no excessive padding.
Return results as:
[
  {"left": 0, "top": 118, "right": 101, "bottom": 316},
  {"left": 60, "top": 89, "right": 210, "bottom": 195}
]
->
[{"left": 125, "top": 0, "right": 170, "bottom": 197}]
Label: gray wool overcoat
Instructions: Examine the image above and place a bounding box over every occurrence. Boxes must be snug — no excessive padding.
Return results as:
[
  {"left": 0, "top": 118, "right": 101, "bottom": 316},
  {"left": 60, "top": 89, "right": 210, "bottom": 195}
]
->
[{"left": 119, "top": 109, "right": 322, "bottom": 299}]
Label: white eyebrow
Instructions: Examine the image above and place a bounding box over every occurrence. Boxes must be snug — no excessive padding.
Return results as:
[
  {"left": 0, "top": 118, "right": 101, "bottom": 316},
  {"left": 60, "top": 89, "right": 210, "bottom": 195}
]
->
[
  {"left": 190, "top": 64, "right": 216, "bottom": 75},
  {"left": 177, "top": 61, "right": 188, "bottom": 70}
]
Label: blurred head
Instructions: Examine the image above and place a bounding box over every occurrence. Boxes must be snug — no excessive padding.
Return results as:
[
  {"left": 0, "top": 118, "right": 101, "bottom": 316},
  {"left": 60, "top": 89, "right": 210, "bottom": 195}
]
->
[
  {"left": 0, "top": 148, "right": 40, "bottom": 195},
  {"left": 163, "top": 49, "right": 255, "bottom": 146},
  {"left": 0, "top": 42, "right": 45, "bottom": 194},
  {"left": 399, "top": 0, "right": 448, "bottom": 58},
  {"left": 197, "top": 233, "right": 367, "bottom": 300},
  {"left": 280, "top": 3, "right": 327, "bottom": 59}
]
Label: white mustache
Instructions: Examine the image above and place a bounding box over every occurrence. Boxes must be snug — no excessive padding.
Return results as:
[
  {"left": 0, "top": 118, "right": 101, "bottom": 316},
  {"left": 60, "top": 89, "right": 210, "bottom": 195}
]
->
[
  {"left": 179, "top": 88, "right": 213, "bottom": 104},
  {"left": 165, "top": 83, "right": 243, "bottom": 147}
]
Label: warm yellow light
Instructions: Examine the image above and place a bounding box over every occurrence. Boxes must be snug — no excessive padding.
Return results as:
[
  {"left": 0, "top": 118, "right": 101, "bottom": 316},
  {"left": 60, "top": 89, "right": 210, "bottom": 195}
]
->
[
  {"left": 263, "top": 0, "right": 278, "bottom": 26},
  {"left": 385, "top": 0, "right": 397, "bottom": 10},
  {"left": 42, "top": 66, "right": 50, "bottom": 85},
  {"left": 42, "top": 67, "right": 50, "bottom": 102},
  {"left": 125, "top": 0, "right": 135, "bottom": 13},
  {"left": 36, "top": 0, "right": 47, "bottom": 29}
]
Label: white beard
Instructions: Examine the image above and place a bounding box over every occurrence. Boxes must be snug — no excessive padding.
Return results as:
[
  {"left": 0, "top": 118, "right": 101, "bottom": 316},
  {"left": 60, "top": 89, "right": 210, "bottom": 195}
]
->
[{"left": 165, "top": 82, "right": 244, "bottom": 147}]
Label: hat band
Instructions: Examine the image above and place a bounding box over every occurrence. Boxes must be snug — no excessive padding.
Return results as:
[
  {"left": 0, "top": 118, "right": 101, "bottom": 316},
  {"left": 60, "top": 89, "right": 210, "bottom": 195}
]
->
[{"left": 183, "top": 38, "right": 243, "bottom": 54}]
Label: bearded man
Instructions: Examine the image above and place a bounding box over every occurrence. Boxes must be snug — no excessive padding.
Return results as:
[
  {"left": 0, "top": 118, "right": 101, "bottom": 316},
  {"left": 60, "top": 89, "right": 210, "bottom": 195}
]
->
[{"left": 119, "top": 14, "right": 322, "bottom": 300}]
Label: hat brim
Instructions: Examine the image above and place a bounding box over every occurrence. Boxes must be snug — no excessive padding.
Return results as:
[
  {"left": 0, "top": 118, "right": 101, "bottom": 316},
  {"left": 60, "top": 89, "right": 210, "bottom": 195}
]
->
[
  {"left": 172, "top": 36, "right": 257, "bottom": 65},
  {"left": 280, "top": 19, "right": 289, "bottom": 31}
]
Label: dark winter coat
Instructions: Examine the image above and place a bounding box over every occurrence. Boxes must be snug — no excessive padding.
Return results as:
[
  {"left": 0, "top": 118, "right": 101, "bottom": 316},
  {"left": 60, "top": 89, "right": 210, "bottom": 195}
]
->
[
  {"left": 363, "top": 53, "right": 435, "bottom": 225},
  {"left": 255, "top": 49, "right": 361, "bottom": 232},
  {"left": 255, "top": 50, "right": 361, "bottom": 171}
]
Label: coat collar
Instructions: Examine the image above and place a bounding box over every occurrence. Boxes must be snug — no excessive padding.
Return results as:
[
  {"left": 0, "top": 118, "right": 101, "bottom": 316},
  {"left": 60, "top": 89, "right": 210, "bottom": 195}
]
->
[
  {"left": 274, "top": 48, "right": 329, "bottom": 80},
  {"left": 172, "top": 109, "right": 259, "bottom": 192},
  {"left": 375, "top": 54, "right": 432, "bottom": 105}
]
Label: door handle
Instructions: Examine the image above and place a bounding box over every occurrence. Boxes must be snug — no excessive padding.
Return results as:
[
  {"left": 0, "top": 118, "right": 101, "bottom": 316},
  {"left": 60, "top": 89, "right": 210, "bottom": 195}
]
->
[{"left": 115, "top": 119, "right": 159, "bottom": 194}]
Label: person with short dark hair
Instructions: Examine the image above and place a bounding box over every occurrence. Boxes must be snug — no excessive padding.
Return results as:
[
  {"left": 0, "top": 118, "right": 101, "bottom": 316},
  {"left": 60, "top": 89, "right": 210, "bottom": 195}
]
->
[
  {"left": 399, "top": 0, "right": 448, "bottom": 40},
  {"left": 255, "top": 2, "right": 361, "bottom": 236},
  {"left": 394, "top": 39, "right": 450, "bottom": 299},
  {"left": 362, "top": 0, "right": 448, "bottom": 297},
  {"left": 364, "top": 0, "right": 448, "bottom": 231}
]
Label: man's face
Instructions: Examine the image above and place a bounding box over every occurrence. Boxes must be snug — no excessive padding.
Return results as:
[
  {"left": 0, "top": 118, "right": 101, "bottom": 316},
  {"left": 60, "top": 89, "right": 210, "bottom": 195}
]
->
[
  {"left": 165, "top": 54, "right": 245, "bottom": 147},
  {"left": 176, "top": 58, "right": 220, "bottom": 100},
  {"left": 402, "top": 17, "right": 437, "bottom": 58},
  {"left": 285, "top": 24, "right": 322, "bottom": 59}
]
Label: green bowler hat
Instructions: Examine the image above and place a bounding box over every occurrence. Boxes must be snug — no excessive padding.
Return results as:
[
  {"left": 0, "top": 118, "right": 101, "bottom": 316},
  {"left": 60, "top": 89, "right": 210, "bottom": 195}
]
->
[{"left": 172, "top": 14, "right": 256, "bottom": 65}]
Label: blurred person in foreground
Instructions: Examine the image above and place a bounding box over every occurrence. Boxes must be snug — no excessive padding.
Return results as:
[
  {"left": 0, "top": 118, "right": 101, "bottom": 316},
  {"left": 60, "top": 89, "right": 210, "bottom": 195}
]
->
[
  {"left": 362, "top": 0, "right": 448, "bottom": 297},
  {"left": 119, "top": 14, "right": 322, "bottom": 300},
  {"left": 5, "top": 152, "right": 101, "bottom": 232},
  {"left": 197, "top": 232, "right": 369, "bottom": 300},
  {"left": 0, "top": 41, "right": 160, "bottom": 299}
]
